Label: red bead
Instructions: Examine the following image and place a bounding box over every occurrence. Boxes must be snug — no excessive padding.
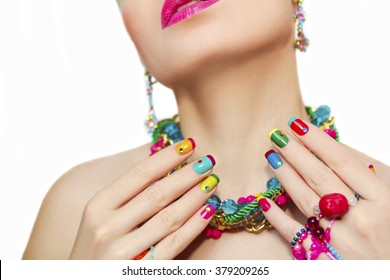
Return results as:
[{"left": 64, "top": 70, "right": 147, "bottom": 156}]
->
[
  {"left": 313, "top": 227, "right": 325, "bottom": 238},
  {"left": 307, "top": 216, "right": 319, "bottom": 228},
  {"left": 276, "top": 195, "right": 287, "bottom": 206},
  {"left": 212, "top": 229, "right": 222, "bottom": 239},
  {"left": 204, "top": 226, "right": 213, "bottom": 238},
  {"left": 319, "top": 193, "right": 349, "bottom": 218}
]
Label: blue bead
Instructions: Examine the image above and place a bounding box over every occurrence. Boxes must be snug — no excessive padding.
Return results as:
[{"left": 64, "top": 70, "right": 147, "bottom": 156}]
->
[
  {"left": 207, "top": 195, "right": 221, "bottom": 210},
  {"left": 266, "top": 177, "right": 282, "bottom": 190},
  {"left": 163, "top": 123, "right": 184, "bottom": 143},
  {"left": 221, "top": 199, "right": 239, "bottom": 215},
  {"left": 311, "top": 105, "right": 331, "bottom": 126}
]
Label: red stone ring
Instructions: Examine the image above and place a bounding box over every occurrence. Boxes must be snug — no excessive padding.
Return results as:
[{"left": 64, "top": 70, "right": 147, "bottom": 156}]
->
[{"left": 317, "top": 193, "right": 358, "bottom": 219}]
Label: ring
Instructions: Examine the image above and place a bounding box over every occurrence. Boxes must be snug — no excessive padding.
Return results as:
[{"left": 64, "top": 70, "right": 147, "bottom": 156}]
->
[{"left": 318, "top": 193, "right": 349, "bottom": 219}]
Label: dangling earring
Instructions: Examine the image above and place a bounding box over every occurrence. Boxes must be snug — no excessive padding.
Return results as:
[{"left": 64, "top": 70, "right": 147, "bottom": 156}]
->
[
  {"left": 294, "top": 0, "right": 309, "bottom": 52},
  {"left": 144, "top": 71, "right": 159, "bottom": 137}
]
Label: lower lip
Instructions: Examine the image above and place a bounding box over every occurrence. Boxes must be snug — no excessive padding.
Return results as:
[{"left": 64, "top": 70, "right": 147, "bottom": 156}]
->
[{"left": 164, "top": 0, "right": 220, "bottom": 29}]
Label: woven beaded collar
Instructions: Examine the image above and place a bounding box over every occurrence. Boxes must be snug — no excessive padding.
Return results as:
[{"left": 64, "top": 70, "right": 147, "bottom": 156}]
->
[{"left": 147, "top": 105, "right": 339, "bottom": 238}]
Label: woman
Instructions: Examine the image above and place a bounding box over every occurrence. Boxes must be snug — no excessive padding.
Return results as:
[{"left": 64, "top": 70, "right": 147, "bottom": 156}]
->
[{"left": 22, "top": 0, "right": 390, "bottom": 260}]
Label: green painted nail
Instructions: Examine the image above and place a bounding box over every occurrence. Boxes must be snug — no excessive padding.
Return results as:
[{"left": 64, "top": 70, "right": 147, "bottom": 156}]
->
[{"left": 268, "top": 129, "right": 289, "bottom": 148}]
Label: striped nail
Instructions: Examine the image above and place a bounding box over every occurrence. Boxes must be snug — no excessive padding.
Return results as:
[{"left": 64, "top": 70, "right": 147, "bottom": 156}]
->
[
  {"left": 200, "top": 204, "right": 216, "bottom": 219},
  {"left": 265, "top": 150, "right": 283, "bottom": 169},
  {"left": 200, "top": 174, "right": 220, "bottom": 193},
  {"left": 268, "top": 129, "right": 289, "bottom": 148},
  {"left": 288, "top": 117, "right": 309, "bottom": 136},
  {"left": 193, "top": 155, "right": 216, "bottom": 174},
  {"left": 175, "top": 138, "right": 196, "bottom": 155}
]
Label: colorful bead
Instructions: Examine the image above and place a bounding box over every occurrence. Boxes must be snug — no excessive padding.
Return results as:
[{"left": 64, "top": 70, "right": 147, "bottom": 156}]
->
[
  {"left": 207, "top": 195, "right": 221, "bottom": 209},
  {"left": 319, "top": 193, "right": 349, "bottom": 219},
  {"left": 221, "top": 199, "right": 239, "bottom": 215}
]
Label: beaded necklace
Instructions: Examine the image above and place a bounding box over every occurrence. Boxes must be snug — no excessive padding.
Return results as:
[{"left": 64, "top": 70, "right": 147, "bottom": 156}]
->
[{"left": 146, "top": 104, "right": 339, "bottom": 239}]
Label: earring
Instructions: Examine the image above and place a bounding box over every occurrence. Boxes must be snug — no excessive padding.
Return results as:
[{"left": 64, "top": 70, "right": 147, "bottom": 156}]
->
[
  {"left": 144, "top": 71, "right": 159, "bottom": 137},
  {"left": 294, "top": 0, "right": 309, "bottom": 52}
]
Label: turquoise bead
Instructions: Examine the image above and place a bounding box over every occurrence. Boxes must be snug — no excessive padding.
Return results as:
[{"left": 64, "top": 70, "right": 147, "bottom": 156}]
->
[
  {"left": 207, "top": 195, "right": 221, "bottom": 210},
  {"left": 266, "top": 177, "right": 282, "bottom": 190},
  {"left": 221, "top": 199, "right": 239, "bottom": 215}
]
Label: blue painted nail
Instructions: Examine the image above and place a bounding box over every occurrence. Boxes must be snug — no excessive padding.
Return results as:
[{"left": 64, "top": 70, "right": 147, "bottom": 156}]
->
[
  {"left": 193, "top": 155, "right": 216, "bottom": 174},
  {"left": 265, "top": 150, "right": 283, "bottom": 170}
]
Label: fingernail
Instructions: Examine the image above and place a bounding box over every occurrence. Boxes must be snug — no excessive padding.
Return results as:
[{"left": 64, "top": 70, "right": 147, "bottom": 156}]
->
[
  {"left": 265, "top": 150, "right": 283, "bottom": 169},
  {"left": 258, "top": 198, "right": 271, "bottom": 212},
  {"left": 193, "top": 155, "right": 216, "bottom": 174},
  {"left": 200, "top": 174, "right": 220, "bottom": 193},
  {"left": 175, "top": 138, "right": 196, "bottom": 156},
  {"left": 288, "top": 117, "right": 309, "bottom": 136},
  {"left": 268, "top": 129, "right": 289, "bottom": 148},
  {"left": 200, "top": 204, "right": 216, "bottom": 219}
]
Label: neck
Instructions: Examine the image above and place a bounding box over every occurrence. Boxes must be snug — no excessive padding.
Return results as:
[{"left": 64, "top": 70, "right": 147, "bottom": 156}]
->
[{"left": 172, "top": 46, "right": 307, "bottom": 198}]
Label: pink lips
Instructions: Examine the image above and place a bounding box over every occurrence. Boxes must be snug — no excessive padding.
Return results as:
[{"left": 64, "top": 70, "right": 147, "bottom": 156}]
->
[{"left": 161, "top": 0, "right": 220, "bottom": 29}]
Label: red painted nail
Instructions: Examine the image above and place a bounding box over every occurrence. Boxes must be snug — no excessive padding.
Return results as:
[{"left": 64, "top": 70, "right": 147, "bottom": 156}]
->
[
  {"left": 200, "top": 204, "right": 216, "bottom": 219},
  {"left": 288, "top": 117, "right": 309, "bottom": 136},
  {"left": 258, "top": 198, "right": 271, "bottom": 212}
]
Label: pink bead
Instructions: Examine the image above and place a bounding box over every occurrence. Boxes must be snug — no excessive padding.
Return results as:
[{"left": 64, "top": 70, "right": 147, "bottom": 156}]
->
[
  {"left": 324, "top": 128, "right": 337, "bottom": 139},
  {"left": 292, "top": 244, "right": 306, "bottom": 260},
  {"left": 300, "top": 231, "right": 308, "bottom": 239},
  {"left": 212, "top": 229, "right": 222, "bottom": 239},
  {"left": 237, "top": 197, "right": 247, "bottom": 204},
  {"left": 325, "top": 228, "right": 331, "bottom": 242},
  {"left": 246, "top": 195, "right": 256, "bottom": 203},
  {"left": 284, "top": 192, "right": 290, "bottom": 200},
  {"left": 204, "top": 226, "right": 213, "bottom": 238},
  {"left": 276, "top": 195, "right": 287, "bottom": 206}
]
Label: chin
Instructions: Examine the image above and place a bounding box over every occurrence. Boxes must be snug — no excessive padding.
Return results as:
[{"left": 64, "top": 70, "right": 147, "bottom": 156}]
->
[{"left": 129, "top": 0, "right": 294, "bottom": 87}]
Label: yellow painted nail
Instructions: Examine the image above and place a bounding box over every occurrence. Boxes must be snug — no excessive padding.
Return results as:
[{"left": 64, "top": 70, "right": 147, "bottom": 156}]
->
[
  {"left": 200, "top": 174, "right": 220, "bottom": 193},
  {"left": 175, "top": 138, "right": 196, "bottom": 156}
]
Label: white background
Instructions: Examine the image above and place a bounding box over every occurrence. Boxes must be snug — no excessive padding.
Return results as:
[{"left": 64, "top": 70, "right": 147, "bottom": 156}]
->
[{"left": 1, "top": 0, "right": 389, "bottom": 259}]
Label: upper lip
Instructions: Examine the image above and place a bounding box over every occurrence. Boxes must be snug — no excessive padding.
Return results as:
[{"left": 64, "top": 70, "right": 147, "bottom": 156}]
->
[{"left": 161, "top": 0, "right": 199, "bottom": 28}]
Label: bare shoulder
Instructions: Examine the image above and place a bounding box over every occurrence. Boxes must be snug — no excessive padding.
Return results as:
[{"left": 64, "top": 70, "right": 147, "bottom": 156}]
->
[{"left": 22, "top": 143, "right": 150, "bottom": 259}]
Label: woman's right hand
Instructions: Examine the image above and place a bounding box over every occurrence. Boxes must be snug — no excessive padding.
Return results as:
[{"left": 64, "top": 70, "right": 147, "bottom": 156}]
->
[{"left": 69, "top": 138, "right": 219, "bottom": 260}]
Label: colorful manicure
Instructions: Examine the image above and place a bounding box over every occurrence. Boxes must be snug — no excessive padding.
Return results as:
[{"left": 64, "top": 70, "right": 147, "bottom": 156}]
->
[
  {"left": 288, "top": 117, "right": 309, "bottom": 136},
  {"left": 193, "top": 155, "right": 216, "bottom": 174},
  {"left": 200, "top": 204, "right": 216, "bottom": 219},
  {"left": 200, "top": 174, "right": 220, "bottom": 193},
  {"left": 268, "top": 129, "right": 289, "bottom": 148},
  {"left": 175, "top": 138, "right": 196, "bottom": 156},
  {"left": 258, "top": 198, "right": 271, "bottom": 212},
  {"left": 265, "top": 150, "right": 283, "bottom": 170}
]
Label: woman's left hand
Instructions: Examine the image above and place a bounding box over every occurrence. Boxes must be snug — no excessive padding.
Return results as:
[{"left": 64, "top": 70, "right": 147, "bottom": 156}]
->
[{"left": 262, "top": 118, "right": 390, "bottom": 260}]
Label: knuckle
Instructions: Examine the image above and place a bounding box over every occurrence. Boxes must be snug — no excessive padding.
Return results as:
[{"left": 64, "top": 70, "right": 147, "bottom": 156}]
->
[
  {"left": 128, "top": 161, "right": 150, "bottom": 178},
  {"left": 167, "top": 232, "right": 184, "bottom": 252},
  {"left": 309, "top": 165, "right": 333, "bottom": 187},
  {"left": 159, "top": 209, "right": 179, "bottom": 229},
  {"left": 144, "top": 186, "right": 165, "bottom": 206},
  {"left": 330, "top": 150, "right": 354, "bottom": 170}
]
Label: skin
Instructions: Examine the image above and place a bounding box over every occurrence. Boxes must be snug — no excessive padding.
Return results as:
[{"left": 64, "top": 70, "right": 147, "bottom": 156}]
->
[{"left": 22, "top": 0, "right": 390, "bottom": 259}]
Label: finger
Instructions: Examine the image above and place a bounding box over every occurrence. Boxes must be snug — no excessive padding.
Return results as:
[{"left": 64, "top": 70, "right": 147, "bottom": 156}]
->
[
  {"left": 94, "top": 138, "right": 197, "bottom": 209},
  {"left": 143, "top": 204, "right": 216, "bottom": 260},
  {"left": 125, "top": 176, "right": 219, "bottom": 258},
  {"left": 265, "top": 150, "right": 319, "bottom": 217},
  {"left": 268, "top": 129, "right": 356, "bottom": 200},
  {"left": 259, "top": 198, "right": 328, "bottom": 260},
  {"left": 288, "top": 117, "right": 387, "bottom": 199},
  {"left": 112, "top": 157, "right": 217, "bottom": 233}
]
